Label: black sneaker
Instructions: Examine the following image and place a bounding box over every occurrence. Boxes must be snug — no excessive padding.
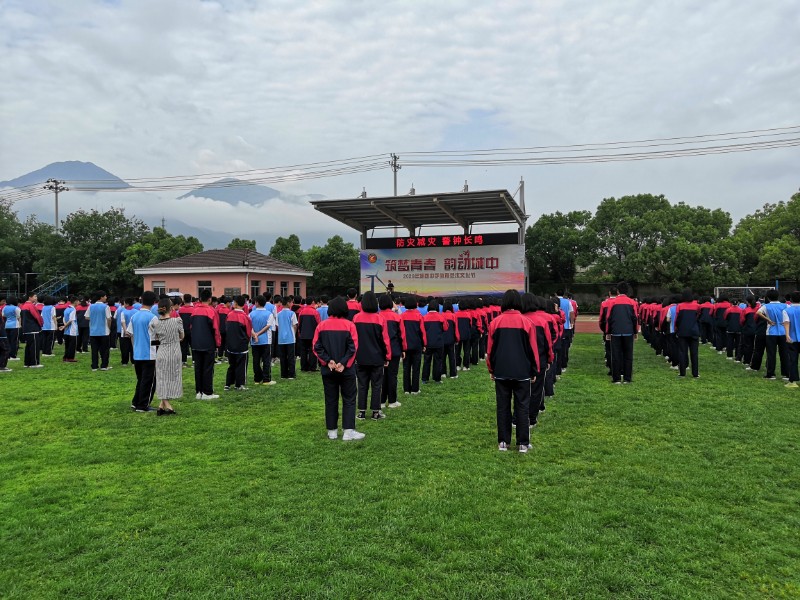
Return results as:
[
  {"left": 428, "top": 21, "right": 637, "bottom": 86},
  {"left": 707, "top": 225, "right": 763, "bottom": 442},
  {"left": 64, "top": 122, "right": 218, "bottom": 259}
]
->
[
  {"left": 356, "top": 410, "right": 366, "bottom": 420},
  {"left": 372, "top": 410, "right": 386, "bottom": 420}
]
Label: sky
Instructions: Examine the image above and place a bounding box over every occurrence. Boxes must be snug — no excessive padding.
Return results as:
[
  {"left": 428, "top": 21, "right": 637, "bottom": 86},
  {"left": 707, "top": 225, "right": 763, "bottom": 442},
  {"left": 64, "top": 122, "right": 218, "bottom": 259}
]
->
[{"left": 1, "top": 0, "right": 799, "bottom": 250}]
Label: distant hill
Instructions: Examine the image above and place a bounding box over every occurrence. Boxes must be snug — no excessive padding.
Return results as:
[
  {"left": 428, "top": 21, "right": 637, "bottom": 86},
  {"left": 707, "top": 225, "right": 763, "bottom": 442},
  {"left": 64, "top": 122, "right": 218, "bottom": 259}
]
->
[
  {"left": 177, "top": 178, "right": 281, "bottom": 205},
  {"left": 0, "top": 161, "right": 130, "bottom": 190}
]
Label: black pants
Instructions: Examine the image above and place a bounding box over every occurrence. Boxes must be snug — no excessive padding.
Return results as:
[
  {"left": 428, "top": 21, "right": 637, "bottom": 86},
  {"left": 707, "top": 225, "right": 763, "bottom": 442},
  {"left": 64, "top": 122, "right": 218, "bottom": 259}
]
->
[
  {"left": 678, "top": 336, "right": 699, "bottom": 377},
  {"left": 109, "top": 326, "right": 117, "bottom": 349},
  {"left": 496, "top": 378, "right": 530, "bottom": 446},
  {"left": 726, "top": 332, "right": 740, "bottom": 358},
  {"left": 0, "top": 337, "right": 8, "bottom": 369},
  {"left": 63, "top": 335, "right": 77, "bottom": 360},
  {"left": 78, "top": 327, "right": 89, "bottom": 352},
  {"left": 132, "top": 359, "right": 156, "bottom": 409},
  {"left": 469, "top": 335, "right": 480, "bottom": 365},
  {"left": 456, "top": 341, "right": 471, "bottom": 370},
  {"left": 24, "top": 332, "right": 41, "bottom": 366},
  {"left": 741, "top": 333, "right": 755, "bottom": 366},
  {"left": 180, "top": 331, "right": 191, "bottom": 364},
  {"left": 322, "top": 371, "right": 357, "bottom": 430},
  {"left": 90, "top": 335, "right": 110, "bottom": 369},
  {"left": 119, "top": 337, "right": 132, "bottom": 365},
  {"left": 787, "top": 341, "right": 799, "bottom": 383},
  {"left": 443, "top": 343, "right": 457, "bottom": 377},
  {"left": 42, "top": 330, "right": 55, "bottom": 355},
  {"left": 765, "top": 336, "right": 788, "bottom": 378},
  {"left": 226, "top": 352, "right": 248, "bottom": 387},
  {"left": 299, "top": 338, "right": 316, "bottom": 371},
  {"left": 422, "top": 346, "right": 444, "bottom": 383},
  {"left": 217, "top": 333, "right": 227, "bottom": 359},
  {"left": 402, "top": 348, "right": 422, "bottom": 392},
  {"left": 700, "top": 322, "right": 713, "bottom": 344},
  {"left": 544, "top": 362, "right": 556, "bottom": 397},
  {"left": 381, "top": 356, "right": 400, "bottom": 404},
  {"left": 750, "top": 335, "right": 766, "bottom": 370},
  {"left": 530, "top": 368, "right": 546, "bottom": 420},
  {"left": 610, "top": 335, "right": 634, "bottom": 383},
  {"left": 7, "top": 328, "right": 19, "bottom": 358},
  {"left": 192, "top": 349, "right": 216, "bottom": 395},
  {"left": 561, "top": 329, "right": 574, "bottom": 369},
  {"left": 479, "top": 332, "right": 488, "bottom": 360},
  {"left": 278, "top": 343, "right": 296, "bottom": 378},
  {"left": 252, "top": 344, "right": 272, "bottom": 383},
  {"left": 357, "top": 364, "right": 384, "bottom": 411},
  {"left": 714, "top": 325, "right": 726, "bottom": 351}
]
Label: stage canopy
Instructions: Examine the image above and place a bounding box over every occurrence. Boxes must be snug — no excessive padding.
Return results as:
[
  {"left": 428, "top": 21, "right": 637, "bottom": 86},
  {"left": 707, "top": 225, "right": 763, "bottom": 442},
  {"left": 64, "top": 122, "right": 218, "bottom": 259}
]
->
[{"left": 310, "top": 189, "right": 528, "bottom": 245}]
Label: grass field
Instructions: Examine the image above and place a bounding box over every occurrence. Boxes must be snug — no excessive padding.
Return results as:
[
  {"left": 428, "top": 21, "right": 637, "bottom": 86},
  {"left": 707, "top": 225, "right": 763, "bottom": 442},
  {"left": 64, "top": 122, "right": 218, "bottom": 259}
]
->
[{"left": 1, "top": 335, "right": 799, "bottom": 599}]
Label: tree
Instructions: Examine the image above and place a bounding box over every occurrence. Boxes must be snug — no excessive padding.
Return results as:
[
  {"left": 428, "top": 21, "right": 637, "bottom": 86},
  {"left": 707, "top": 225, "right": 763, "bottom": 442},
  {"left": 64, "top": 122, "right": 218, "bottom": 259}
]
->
[
  {"left": 0, "top": 198, "right": 25, "bottom": 274},
  {"left": 227, "top": 238, "right": 257, "bottom": 250},
  {"left": 304, "top": 235, "right": 360, "bottom": 295},
  {"left": 269, "top": 234, "right": 305, "bottom": 268},
  {"left": 525, "top": 210, "right": 593, "bottom": 283}
]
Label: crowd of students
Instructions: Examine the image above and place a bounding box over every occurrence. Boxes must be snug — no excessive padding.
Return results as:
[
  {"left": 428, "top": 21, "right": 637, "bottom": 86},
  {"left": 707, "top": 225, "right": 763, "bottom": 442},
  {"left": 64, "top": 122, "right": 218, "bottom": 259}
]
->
[
  {"left": 0, "top": 287, "right": 579, "bottom": 451},
  {"left": 598, "top": 284, "right": 800, "bottom": 387}
]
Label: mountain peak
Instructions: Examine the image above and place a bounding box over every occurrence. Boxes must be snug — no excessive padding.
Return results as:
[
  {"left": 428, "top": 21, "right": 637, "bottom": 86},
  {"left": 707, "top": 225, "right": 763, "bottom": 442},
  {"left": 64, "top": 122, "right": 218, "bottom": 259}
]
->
[
  {"left": 0, "top": 161, "right": 130, "bottom": 190},
  {"left": 177, "top": 178, "right": 281, "bottom": 206}
]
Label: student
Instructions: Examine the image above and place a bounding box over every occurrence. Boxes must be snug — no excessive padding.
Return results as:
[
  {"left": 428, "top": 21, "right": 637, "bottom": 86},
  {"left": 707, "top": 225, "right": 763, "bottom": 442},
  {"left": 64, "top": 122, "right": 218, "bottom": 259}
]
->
[
  {"left": 117, "top": 298, "right": 136, "bottom": 367},
  {"left": 598, "top": 287, "right": 617, "bottom": 374},
  {"left": 107, "top": 297, "right": 119, "bottom": 349},
  {"left": 455, "top": 297, "right": 473, "bottom": 371},
  {"left": 216, "top": 296, "right": 231, "bottom": 362},
  {"left": 421, "top": 298, "right": 448, "bottom": 384},
  {"left": 276, "top": 296, "right": 298, "bottom": 379},
  {"left": 178, "top": 294, "right": 194, "bottom": 368},
  {"left": 61, "top": 299, "right": 78, "bottom": 363},
  {"left": 75, "top": 297, "right": 90, "bottom": 353},
  {"left": 724, "top": 301, "right": 743, "bottom": 361},
  {"left": 191, "top": 290, "right": 221, "bottom": 400},
  {"left": 379, "top": 294, "right": 404, "bottom": 409},
  {"left": 606, "top": 282, "right": 638, "bottom": 384},
  {"left": 312, "top": 296, "right": 364, "bottom": 441},
  {"left": 556, "top": 289, "right": 575, "bottom": 371},
  {"left": 317, "top": 295, "right": 329, "bottom": 321},
  {"left": 521, "top": 294, "right": 554, "bottom": 422},
  {"left": 127, "top": 291, "right": 159, "bottom": 412},
  {"left": 400, "top": 297, "right": 427, "bottom": 394},
  {"left": 441, "top": 299, "right": 459, "bottom": 379},
  {"left": 2, "top": 297, "right": 21, "bottom": 361},
  {"left": 353, "top": 291, "right": 391, "bottom": 421},
  {"left": 54, "top": 297, "right": 68, "bottom": 347},
  {"left": 250, "top": 295, "right": 277, "bottom": 385},
  {"left": 0, "top": 296, "right": 9, "bottom": 372},
  {"left": 740, "top": 295, "right": 759, "bottom": 367},
  {"left": 297, "top": 297, "right": 321, "bottom": 372},
  {"left": 224, "top": 295, "right": 252, "bottom": 391},
  {"left": 88, "top": 290, "right": 113, "bottom": 371},
  {"left": 785, "top": 291, "right": 800, "bottom": 388},
  {"left": 40, "top": 296, "right": 57, "bottom": 357},
  {"left": 149, "top": 297, "right": 184, "bottom": 415},
  {"left": 757, "top": 289, "right": 789, "bottom": 381},
  {"left": 674, "top": 289, "right": 701, "bottom": 378},
  {"left": 20, "top": 292, "right": 44, "bottom": 368},
  {"left": 345, "top": 288, "right": 361, "bottom": 321},
  {"left": 712, "top": 296, "right": 732, "bottom": 353},
  {"left": 487, "top": 289, "right": 540, "bottom": 453}
]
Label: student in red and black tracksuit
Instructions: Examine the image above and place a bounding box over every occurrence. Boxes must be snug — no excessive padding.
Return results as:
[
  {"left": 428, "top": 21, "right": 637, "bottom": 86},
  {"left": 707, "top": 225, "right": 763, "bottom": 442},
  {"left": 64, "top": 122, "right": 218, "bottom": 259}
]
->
[
  {"left": 469, "top": 298, "right": 484, "bottom": 366},
  {"left": 521, "top": 293, "right": 554, "bottom": 423},
  {"left": 598, "top": 287, "right": 617, "bottom": 374},
  {"left": 441, "top": 299, "right": 459, "bottom": 379},
  {"left": 346, "top": 288, "right": 361, "bottom": 321},
  {"left": 712, "top": 296, "right": 732, "bottom": 353},
  {"left": 455, "top": 297, "right": 473, "bottom": 371},
  {"left": 487, "top": 289, "right": 540, "bottom": 453},
  {"left": 606, "top": 282, "right": 638, "bottom": 384},
  {"left": 379, "top": 294, "right": 405, "bottom": 409},
  {"left": 698, "top": 296, "right": 715, "bottom": 345},
  {"left": 353, "top": 291, "right": 391, "bottom": 420},
  {"left": 400, "top": 297, "right": 427, "bottom": 394},
  {"left": 724, "top": 301, "right": 743, "bottom": 361},
  {"left": 312, "top": 296, "right": 364, "bottom": 441},
  {"left": 178, "top": 294, "right": 194, "bottom": 367},
  {"left": 675, "top": 289, "right": 701, "bottom": 378},
  {"left": 216, "top": 297, "right": 231, "bottom": 361},
  {"left": 297, "top": 297, "right": 321, "bottom": 372},
  {"left": 75, "top": 298, "right": 90, "bottom": 353},
  {"left": 544, "top": 297, "right": 562, "bottom": 396},
  {"left": 740, "top": 295, "right": 759, "bottom": 366},
  {"left": 20, "top": 292, "right": 44, "bottom": 368},
  {"left": 422, "top": 299, "right": 449, "bottom": 384},
  {"left": 224, "top": 296, "right": 252, "bottom": 390},
  {"left": 191, "top": 290, "right": 222, "bottom": 398}
]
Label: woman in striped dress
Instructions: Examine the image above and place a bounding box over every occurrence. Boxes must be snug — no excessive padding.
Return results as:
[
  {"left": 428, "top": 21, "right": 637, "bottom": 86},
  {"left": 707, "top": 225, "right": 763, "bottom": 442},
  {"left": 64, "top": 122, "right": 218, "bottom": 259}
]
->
[{"left": 149, "top": 298, "right": 185, "bottom": 415}]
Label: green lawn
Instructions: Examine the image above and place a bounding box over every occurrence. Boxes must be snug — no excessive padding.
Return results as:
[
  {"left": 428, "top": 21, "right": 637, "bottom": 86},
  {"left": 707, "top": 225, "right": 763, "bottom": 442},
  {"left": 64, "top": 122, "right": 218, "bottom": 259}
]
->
[{"left": 1, "top": 336, "right": 798, "bottom": 599}]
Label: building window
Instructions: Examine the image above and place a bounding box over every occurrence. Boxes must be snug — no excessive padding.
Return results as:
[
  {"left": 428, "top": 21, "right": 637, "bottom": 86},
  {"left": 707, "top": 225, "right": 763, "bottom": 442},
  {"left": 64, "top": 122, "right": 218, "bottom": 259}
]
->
[
  {"left": 198, "top": 280, "right": 212, "bottom": 297},
  {"left": 153, "top": 281, "right": 166, "bottom": 296},
  {"left": 266, "top": 280, "right": 275, "bottom": 295},
  {"left": 293, "top": 282, "right": 301, "bottom": 298},
  {"left": 280, "top": 281, "right": 288, "bottom": 297},
  {"left": 250, "top": 280, "right": 260, "bottom": 299},
  {"left": 224, "top": 287, "right": 241, "bottom": 297},
  {"left": 168, "top": 288, "right": 180, "bottom": 293}
]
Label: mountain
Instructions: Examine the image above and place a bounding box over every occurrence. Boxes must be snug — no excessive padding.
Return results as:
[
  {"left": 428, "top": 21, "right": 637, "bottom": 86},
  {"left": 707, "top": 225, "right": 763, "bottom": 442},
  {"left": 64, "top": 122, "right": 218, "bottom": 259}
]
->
[
  {"left": 177, "top": 178, "right": 281, "bottom": 205},
  {"left": 0, "top": 161, "right": 130, "bottom": 190}
]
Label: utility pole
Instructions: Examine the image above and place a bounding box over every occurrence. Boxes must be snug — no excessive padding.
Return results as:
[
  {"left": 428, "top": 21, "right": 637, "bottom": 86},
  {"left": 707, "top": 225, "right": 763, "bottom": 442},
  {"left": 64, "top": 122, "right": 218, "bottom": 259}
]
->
[
  {"left": 43, "top": 179, "right": 69, "bottom": 234},
  {"left": 390, "top": 153, "right": 400, "bottom": 237},
  {"left": 161, "top": 216, "right": 166, "bottom": 230}
]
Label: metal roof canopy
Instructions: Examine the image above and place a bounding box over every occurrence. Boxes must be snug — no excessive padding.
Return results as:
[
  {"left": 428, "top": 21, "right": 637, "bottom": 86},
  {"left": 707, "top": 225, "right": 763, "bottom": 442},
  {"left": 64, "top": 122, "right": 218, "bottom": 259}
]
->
[{"left": 310, "top": 189, "right": 528, "bottom": 247}]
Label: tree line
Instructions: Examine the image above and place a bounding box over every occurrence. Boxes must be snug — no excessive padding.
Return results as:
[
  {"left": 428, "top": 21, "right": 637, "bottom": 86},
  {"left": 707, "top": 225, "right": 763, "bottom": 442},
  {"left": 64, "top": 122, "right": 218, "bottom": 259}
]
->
[
  {"left": 525, "top": 191, "right": 800, "bottom": 290},
  {"left": 0, "top": 201, "right": 359, "bottom": 297}
]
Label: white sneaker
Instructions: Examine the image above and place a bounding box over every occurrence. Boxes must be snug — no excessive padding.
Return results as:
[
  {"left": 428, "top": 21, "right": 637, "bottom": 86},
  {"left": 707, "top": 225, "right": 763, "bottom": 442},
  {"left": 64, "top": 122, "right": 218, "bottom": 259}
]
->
[
  {"left": 388, "top": 402, "right": 402, "bottom": 408},
  {"left": 342, "top": 429, "right": 365, "bottom": 441},
  {"left": 498, "top": 442, "right": 508, "bottom": 451},
  {"left": 327, "top": 429, "right": 338, "bottom": 440},
  {"left": 196, "top": 392, "right": 202, "bottom": 400},
  {"left": 265, "top": 380, "right": 277, "bottom": 385},
  {"left": 519, "top": 445, "right": 528, "bottom": 453},
  {"left": 200, "top": 393, "right": 219, "bottom": 400}
]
